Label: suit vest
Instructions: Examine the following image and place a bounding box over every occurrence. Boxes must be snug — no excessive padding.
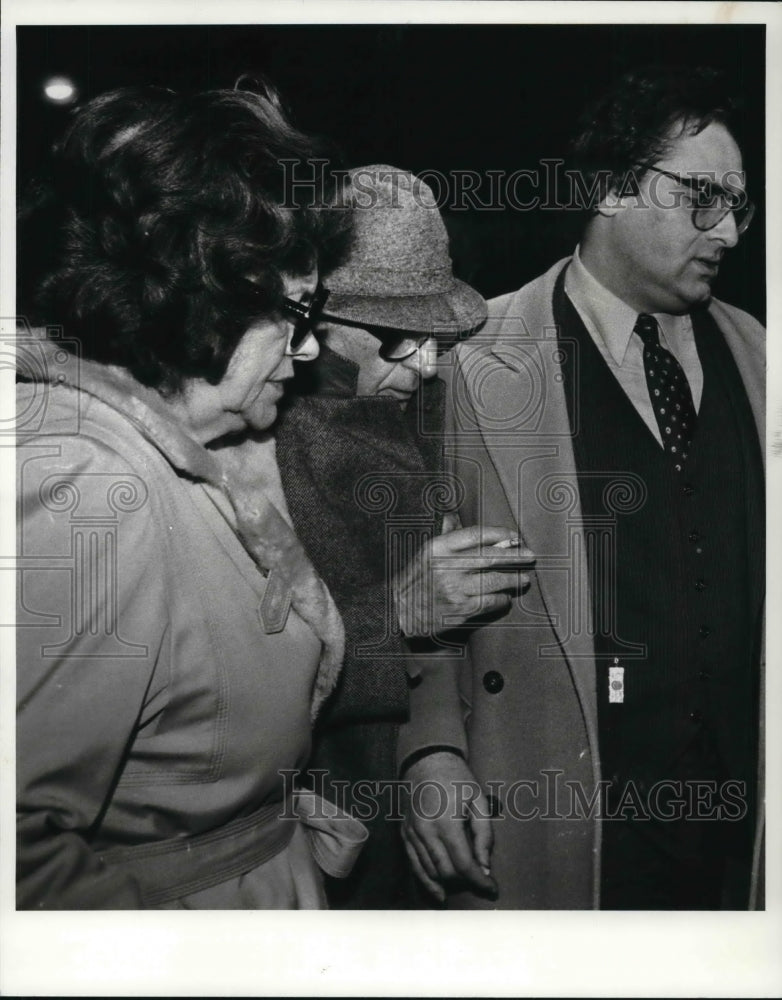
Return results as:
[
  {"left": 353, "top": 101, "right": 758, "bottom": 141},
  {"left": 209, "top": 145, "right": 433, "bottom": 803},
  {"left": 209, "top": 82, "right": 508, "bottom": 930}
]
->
[{"left": 553, "top": 273, "right": 764, "bottom": 811}]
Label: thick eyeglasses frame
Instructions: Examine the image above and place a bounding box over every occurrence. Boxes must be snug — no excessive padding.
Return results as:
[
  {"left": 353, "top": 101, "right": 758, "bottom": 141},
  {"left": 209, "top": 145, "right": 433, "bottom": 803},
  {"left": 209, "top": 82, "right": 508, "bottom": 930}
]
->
[
  {"left": 281, "top": 285, "right": 448, "bottom": 361},
  {"left": 314, "top": 311, "right": 439, "bottom": 362},
  {"left": 280, "top": 282, "right": 331, "bottom": 351},
  {"left": 644, "top": 166, "right": 755, "bottom": 235}
]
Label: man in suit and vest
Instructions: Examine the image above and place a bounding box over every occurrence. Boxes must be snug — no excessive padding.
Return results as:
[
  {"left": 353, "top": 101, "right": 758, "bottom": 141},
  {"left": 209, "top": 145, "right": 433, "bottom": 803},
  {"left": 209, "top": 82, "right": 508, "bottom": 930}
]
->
[{"left": 399, "top": 66, "right": 765, "bottom": 910}]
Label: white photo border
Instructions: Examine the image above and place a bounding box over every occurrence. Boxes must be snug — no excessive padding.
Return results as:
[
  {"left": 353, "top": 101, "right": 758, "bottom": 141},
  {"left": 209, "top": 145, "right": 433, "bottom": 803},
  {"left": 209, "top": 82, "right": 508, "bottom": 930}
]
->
[{"left": 2, "top": 2, "right": 780, "bottom": 996}]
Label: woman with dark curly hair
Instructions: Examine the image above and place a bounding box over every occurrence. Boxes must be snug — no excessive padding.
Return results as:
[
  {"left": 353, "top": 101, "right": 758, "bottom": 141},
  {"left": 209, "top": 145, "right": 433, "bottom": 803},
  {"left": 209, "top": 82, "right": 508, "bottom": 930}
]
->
[{"left": 15, "top": 85, "right": 366, "bottom": 909}]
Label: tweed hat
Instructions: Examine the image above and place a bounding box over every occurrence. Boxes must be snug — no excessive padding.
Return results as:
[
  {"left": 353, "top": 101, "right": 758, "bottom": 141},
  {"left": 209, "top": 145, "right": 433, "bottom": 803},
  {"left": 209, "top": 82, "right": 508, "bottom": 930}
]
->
[{"left": 324, "top": 165, "right": 487, "bottom": 335}]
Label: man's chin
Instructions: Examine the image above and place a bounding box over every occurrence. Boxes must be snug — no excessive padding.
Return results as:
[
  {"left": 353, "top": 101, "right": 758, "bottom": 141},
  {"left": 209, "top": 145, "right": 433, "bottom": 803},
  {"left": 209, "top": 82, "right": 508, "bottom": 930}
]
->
[
  {"left": 246, "top": 402, "right": 278, "bottom": 433},
  {"left": 681, "top": 280, "right": 714, "bottom": 311}
]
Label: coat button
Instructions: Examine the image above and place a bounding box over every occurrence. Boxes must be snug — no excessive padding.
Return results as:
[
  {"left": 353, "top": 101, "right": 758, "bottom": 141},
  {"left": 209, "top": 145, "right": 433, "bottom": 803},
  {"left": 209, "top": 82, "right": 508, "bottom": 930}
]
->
[
  {"left": 688, "top": 709, "right": 703, "bottom": 723},
  {"left": 694, "top": 579, "right": 707, "bottom": 592},
  {"left": 699, "top": 625, "right": 711, "bottom": 639},
  {"left": 689, "top": 530, "right": 701, "bottom": 543},
  {"left": 682, "top": 484, "right": 696, "bottom": 497},
  {"left": 698, "top": 669, "right": 711, "bottom": 681},
  {"left": 483, "top": 670, "right": 504, "bottom": 694}
]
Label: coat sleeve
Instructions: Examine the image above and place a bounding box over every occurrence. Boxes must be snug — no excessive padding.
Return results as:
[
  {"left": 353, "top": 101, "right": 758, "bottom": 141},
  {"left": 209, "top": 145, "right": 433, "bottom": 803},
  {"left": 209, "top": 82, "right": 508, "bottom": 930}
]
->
[
  {"left": 396, "top": 646, "right": 471, "bottom": 771},
  {"left": 16, "top": 427, "right": 169, "bottom": 909}
]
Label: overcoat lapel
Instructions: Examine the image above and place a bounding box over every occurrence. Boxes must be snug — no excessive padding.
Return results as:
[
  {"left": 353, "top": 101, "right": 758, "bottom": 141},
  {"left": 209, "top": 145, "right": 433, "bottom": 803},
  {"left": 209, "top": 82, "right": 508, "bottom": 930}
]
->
[
  {"left": 476, "top": 259, "right": 598, "bottom": 740},
  {"left": 708, "top": 297, "right": 766, "bottom": 464},
  {"left": 706, "top": 295, "right": 766, "bottom": 909}
]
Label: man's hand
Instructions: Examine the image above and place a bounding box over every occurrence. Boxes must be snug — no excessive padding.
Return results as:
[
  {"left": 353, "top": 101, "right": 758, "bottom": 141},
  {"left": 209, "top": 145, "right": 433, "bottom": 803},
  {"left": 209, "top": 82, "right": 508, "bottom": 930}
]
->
[
  {"left": 393, "top": 525, "right": 535, "bottom": 637},
  {"left": 402, "top": 751, "right": 497, "bottom": 903}
]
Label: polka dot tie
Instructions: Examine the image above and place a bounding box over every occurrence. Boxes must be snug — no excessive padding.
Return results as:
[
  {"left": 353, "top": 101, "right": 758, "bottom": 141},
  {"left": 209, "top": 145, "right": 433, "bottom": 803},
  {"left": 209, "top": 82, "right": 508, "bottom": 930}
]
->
[{"left": 634, "top": 313, "right": 697, "bottom": 472}]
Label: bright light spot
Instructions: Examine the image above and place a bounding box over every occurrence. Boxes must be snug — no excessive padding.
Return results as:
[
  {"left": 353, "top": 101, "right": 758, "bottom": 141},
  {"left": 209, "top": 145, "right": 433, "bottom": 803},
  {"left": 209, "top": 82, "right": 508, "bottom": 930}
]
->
[{"left": 43, "top": 77, "right": 77, "bottom": 104}]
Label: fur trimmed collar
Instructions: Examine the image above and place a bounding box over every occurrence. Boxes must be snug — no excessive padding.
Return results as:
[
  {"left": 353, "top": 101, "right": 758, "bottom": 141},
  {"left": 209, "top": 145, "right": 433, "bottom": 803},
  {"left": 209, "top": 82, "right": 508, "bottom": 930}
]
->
[{"left": 19, "top": 334, "right": 344, "bottom": 720}]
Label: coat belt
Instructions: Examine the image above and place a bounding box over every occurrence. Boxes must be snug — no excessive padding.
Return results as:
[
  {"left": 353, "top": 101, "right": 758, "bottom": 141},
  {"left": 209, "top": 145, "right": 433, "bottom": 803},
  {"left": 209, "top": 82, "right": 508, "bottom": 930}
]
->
[{"left": 96, "top": 791, "right": 368, "bottom": 906}]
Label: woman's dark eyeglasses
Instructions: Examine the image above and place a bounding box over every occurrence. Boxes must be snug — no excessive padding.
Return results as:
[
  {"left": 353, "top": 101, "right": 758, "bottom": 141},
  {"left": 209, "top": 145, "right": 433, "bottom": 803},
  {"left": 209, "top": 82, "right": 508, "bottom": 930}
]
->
[
  {"left": 644, "top": 166, "right": 755, "bottom": 235},
  {"left": 280, "top": 283, "right": 331, "bottom": 350}
]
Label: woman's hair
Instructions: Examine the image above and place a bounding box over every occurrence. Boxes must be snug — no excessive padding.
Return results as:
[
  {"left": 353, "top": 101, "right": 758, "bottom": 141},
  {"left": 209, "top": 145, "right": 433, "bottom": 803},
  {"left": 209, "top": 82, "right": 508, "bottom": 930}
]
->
[
  {"left": 18, "top": 84, "right": 351, "bottom": 392},
  {"left": 570, "top": 65, "right": 739, "bottom": 211}
]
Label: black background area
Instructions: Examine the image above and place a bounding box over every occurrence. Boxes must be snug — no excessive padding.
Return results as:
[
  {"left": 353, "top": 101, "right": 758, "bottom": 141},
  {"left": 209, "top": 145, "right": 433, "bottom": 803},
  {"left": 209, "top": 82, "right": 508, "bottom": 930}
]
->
[{"left": 17, "top": 23, "right": 766, "bottom": 321}]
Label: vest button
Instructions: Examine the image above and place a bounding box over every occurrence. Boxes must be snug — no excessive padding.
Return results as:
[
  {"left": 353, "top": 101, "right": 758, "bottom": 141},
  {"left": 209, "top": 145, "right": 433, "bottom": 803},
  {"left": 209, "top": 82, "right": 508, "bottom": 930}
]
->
[
  {"left": 689, "top": 531, "right": 701, "bottom": 543},
  {"left": 682, "top": 484, "right": 697, "bottom": 497},
  {"left": 694, "top": 579, "right": 707, "bottom": 592},
  {"left": 483, "top": 670, "right": 504, "bottom": 694},
  {"left": 698, "top": 669, "right": 711, "bottom": 681},
  {"left": 699, "top": 625, "right": 712, "bottom": 639},
  {"left": 688, "top": 709, "right": 703, "bottom": 723}
]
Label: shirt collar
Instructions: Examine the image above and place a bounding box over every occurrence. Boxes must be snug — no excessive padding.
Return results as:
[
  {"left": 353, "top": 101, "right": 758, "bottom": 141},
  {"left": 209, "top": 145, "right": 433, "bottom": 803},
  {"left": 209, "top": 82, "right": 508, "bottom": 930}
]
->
[
  {"left": 565, "top": 246, "right": 685, "bottom": 365},
  {"left": 565, "top": 246, "right": 641, "bottom": 366}
]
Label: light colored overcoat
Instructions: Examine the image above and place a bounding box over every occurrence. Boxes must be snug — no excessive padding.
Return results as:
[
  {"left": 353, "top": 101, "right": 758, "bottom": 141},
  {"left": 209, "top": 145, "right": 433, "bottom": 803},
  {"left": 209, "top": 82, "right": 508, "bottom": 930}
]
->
[
  {"left": 16, "top": 345, "right": 358, "bottom": 909},
  {"left": 399, "top": 258, "right": 765, "bottom": 909}
]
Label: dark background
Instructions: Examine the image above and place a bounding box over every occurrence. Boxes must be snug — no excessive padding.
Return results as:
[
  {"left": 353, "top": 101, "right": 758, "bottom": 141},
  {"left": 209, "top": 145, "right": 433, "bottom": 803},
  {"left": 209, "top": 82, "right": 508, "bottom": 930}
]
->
[{"left": 17, "top": 23, "right": 766, "bottom": 321}]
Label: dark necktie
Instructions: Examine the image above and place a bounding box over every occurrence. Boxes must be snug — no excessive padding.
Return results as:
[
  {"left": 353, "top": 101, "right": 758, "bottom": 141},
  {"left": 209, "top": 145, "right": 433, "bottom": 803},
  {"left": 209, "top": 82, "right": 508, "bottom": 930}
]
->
[{"left": 634, "top": 313, "right": 697, "bottom": 472}]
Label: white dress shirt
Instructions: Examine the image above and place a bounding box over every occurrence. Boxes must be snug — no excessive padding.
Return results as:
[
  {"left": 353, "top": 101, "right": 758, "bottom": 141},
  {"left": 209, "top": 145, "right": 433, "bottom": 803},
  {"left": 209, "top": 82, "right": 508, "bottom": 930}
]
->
[{"left": 564, "top": 247, "right": 703, "bottom": 447}]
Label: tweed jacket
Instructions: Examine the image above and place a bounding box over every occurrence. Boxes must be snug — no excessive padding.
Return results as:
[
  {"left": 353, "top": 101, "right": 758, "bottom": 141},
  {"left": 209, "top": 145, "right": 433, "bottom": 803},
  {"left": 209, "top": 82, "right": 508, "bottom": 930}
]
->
[
  {"left": 276, "top": 345, "right": 447, "bottom": 728},
  {"left": 275, "top": 346, "right": 447, "bottom": 908}
]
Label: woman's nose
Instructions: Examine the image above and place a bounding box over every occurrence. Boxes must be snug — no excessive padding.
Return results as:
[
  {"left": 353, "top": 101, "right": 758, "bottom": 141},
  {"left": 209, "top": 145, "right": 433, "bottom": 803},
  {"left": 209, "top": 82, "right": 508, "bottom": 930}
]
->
[{"left": 287, "top": 329, "right": 320, "bottom": 362}]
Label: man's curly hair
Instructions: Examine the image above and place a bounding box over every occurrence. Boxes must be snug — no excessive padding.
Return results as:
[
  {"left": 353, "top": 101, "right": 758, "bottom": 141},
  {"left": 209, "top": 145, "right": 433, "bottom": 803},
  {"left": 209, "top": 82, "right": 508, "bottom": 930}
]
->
[
  {"left": 570, "top": 65, "right": 740, "bottom": 212},
  {"left": 18, "top": 85, "right": 351, "bottom": 392}
]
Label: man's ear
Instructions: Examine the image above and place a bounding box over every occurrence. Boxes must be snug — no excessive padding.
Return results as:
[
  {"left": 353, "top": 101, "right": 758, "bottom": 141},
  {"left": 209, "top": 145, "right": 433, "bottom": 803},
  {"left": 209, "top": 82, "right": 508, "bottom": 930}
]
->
[
  {"left": 596, "top": 170, "right": 641, "bottom": 217},
  {"left": 595, "top": 188, "right": 623, "bottom": 217}
]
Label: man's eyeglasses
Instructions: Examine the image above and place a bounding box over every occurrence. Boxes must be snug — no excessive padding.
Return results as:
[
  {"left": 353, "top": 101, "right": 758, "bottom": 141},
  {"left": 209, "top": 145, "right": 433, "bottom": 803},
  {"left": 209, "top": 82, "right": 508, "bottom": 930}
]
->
[
  {"left": 315, "top": 311, "right": 442, "bottom": 362},
  {"left": 280, "top": 282, "right": 331, "bottom": 350},
  {"left": 644, "top": 166, "right": 755, "bottom": 235},
  {"left": 281, "top": 285, "right": 449, "bottom": 361},
  {"left": 375, "top": 334, "right": 438, "bottom": 363}
]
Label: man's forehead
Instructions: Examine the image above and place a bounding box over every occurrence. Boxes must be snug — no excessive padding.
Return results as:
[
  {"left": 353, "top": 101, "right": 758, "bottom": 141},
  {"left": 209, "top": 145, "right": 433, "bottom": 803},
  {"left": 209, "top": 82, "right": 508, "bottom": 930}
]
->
[{"left": 658, "top": 120, "right": 745, "bottom": 180}]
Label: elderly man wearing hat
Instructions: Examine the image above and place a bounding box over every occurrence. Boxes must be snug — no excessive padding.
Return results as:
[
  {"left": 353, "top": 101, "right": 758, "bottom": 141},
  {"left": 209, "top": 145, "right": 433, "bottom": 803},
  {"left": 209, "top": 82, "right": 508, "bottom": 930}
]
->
[{"left": 275, "top": 165, "right": 532, "bottom": 908}]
